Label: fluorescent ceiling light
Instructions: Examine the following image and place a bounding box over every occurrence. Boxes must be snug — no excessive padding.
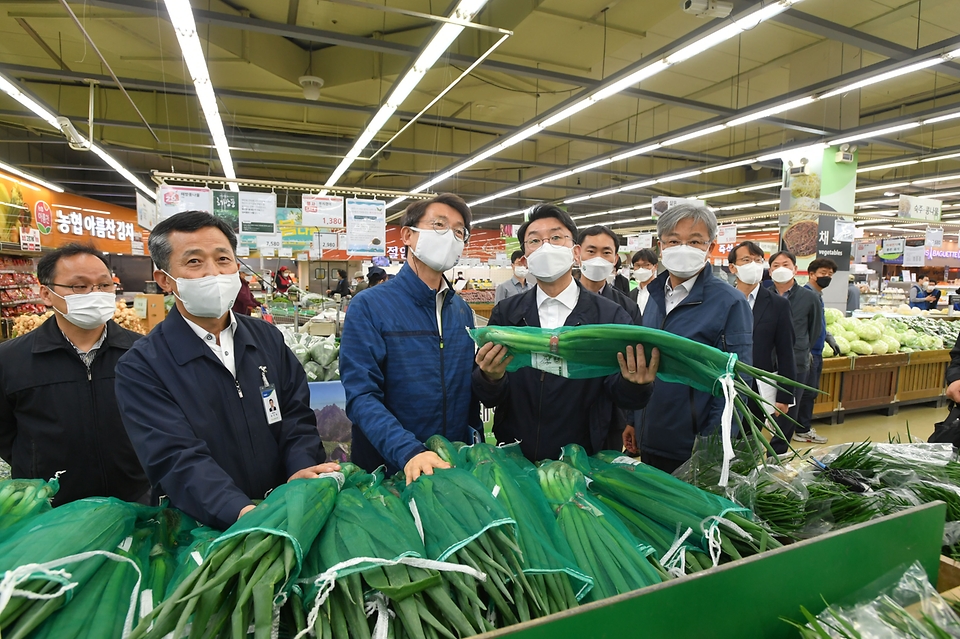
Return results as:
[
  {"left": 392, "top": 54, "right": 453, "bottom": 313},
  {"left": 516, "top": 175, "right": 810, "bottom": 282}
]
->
[
  {"left": 726, "top": 96, "right": 816, "bottom": 128},
  {"left": 912, "top": 172, "right": 960, "bottom": 185},
  {"left": 611, "top": 143, "right": 662, "bottom": 163},
  {"left": 697, "top": 189, "right": 739, "bottom": 199},
  {"left": 922, "top": 152, "right": 960, "bottom": 163},
  {"left": 856, "top": 181, "right": 910, "bottom": 193},
  {"left": 0, "top": 75, "right": 59, "bottom": 129},
  {"left": 856, "top": 160, "right": 919, "bottom": 173},
  {"left": 820, "top": 57, "right": 945, "bottom": 99},
  {"left": 656, "top": 170, "right": 702, "bottom": 184},
  {"left": 89, "top": 143, "right": 155, "bottom": 197},
  {"left": 0, "top": 160, "right": 63, "bottom": 193},
  {"left": 325, "top": 0, "right": 489, "bottom": 188},
  {"left": 164, "top": 0, "right": 238, "bottom": 191},
  {"left": 662, "top": 125, "right": 726, "bottom": 147},
  {"left": 474, "top": 208, "right": 526, "bottom": 224},
  {"left": 702, "top": 158, "right": 758, "bottom": 173},
  {"left": 923, "top": 111, "right": 960, "bottom": 125},
  {"left": 830, "top": 121, "right": 921, "bottom": 146},
  {"left": 755, "top": 144, "right": 830, "bottom": 163},
  {"left": 856, "top": 198, "right": 899, "bottom": 207},
  {"left": 591, "top": 61, "right": 670, "bottom": 101},
  {"left": 609, "top": 215, "right": 653, "bottom": 227},
  {"left": 738, "top": 181, "right": 782, "bottom": 192}
]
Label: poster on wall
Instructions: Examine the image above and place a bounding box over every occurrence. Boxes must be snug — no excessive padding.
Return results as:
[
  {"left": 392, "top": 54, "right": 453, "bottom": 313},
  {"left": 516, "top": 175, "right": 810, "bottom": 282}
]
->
[
  {"left": 345, "top": 199, "right": 386, "bottom": 256},
  {"left": 899, "top": 195, "right": 942, "bottom": 221},
  {"left": 157, "top": 185, "right": 212, "bottom": 220},
  {"left": 301, "top": 195, "right": 345, "bottom": 228},
  {"left": 136, "top": 192, "right": 158, "bottom": 230},
  {"left": 239, "top": 191, "right": 277, "bottom": 234}
]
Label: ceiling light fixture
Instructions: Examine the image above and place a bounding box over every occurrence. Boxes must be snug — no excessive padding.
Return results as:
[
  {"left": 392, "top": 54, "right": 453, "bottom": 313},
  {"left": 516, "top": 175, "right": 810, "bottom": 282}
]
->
[
  {"left": 829, "top": 121, "right": 922, "bottom": 146},
  {"left": 163, "top": 0, "right": 238, "bottom": 191},
  {"left": 819, "top": 57, "right": 946, "bottom": 99},
  {"left": 725, "top": 96, "right": 816, "bottom": 128},
  {"left": 856, "top": 159, "right": 919, "bottom": 173},
  {"left": 923, "top": 111, "right": 960, "bottom": 125},
  {"left": 856, "top": 181, "right": 910, "bottom": 193},
  {"left": 702, "top": 158, "right": 759, "bottom": 173},
  {"left": 0, "top": 160, "right": 64, "bottom": 193},
  {"left": 922, "top": 152, "right": 960, "bottom": 163}
]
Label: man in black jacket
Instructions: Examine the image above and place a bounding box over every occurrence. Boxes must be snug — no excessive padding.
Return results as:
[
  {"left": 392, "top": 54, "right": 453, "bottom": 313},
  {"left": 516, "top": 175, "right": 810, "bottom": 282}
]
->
[
  {"left": 948, "top": 335, "right": 960, "bottom": 405},
  {"left": 0, "top": 244, "right": 149, "bottom": 505},
  {"left": 728, "top": 242, "right": 797, "bottom": 453},
  {"left": 473, "top": 204, "right": 659, "bottom": 462},
  {"left": 576, "top": 225, "right": 641, "bottom": 324}
]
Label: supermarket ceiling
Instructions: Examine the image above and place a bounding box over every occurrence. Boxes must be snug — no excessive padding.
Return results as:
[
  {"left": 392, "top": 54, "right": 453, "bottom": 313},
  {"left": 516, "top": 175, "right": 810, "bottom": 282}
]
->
[{"left": 1, "top": 0, "right": 960, "bottom": 232}]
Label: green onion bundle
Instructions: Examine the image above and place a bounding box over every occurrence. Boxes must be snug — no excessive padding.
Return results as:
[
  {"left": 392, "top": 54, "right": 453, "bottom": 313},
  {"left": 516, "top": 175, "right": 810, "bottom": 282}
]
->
[
  {"left": 129, "top": 476, "right": 340, "bottom": 639},
  {"left": 0, "top": 476, "right": 59, "bottom": 539},
  {"left": 537, "top": 461, "right": 663, "bottom": 602}
]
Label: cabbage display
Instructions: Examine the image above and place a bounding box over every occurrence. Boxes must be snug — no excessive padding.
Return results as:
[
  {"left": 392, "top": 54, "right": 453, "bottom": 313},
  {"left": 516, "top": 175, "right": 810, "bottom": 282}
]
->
[
  {"left": 821, "top": 314, "right": 957, "bottom": 358},
  {"left": 849, "top": 340, "right": 874, "bottom": 356},
  {"left": 824, "top": 307, "right": 844, "bottom": 325}
]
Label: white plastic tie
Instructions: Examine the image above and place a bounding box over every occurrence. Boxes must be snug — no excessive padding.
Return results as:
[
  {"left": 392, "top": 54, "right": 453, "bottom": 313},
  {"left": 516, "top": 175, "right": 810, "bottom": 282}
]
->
[
  {"left": 660, "top": 527, "right": 694, "bottom": 578},
  {"left": 365, "top": 591, "right": 395, "bottom": 639},
  {"left": 408, "top": 499, "right": 425, "bottom": 544},
  {"left": 718, "top": 365, "right": 737, "bottom": 488}
]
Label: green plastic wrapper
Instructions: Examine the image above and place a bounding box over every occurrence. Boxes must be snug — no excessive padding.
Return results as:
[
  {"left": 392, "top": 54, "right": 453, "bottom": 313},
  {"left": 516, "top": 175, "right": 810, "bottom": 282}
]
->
[
  {"left": 463, "top": 443, "right": 593, "bottom": 600},
  {"left": 0, "top": 476, "right": 59, "bottom": 541}
]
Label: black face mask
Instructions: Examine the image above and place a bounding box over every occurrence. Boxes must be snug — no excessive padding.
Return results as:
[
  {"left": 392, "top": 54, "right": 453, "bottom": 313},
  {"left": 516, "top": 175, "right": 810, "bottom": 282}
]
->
[{"left": 816, "top": 276, "right": 832, "bottom": 289}]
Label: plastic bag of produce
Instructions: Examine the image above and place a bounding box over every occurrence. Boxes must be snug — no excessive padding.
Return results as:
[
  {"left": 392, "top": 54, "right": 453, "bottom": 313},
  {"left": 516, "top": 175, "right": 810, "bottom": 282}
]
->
[
  {"left": 130, "top": 476, "right": 341, "bottom": 639},
  {"left": 309, "top": 336, "right": 339, "bottom": 367},
  {"left": 0, "top": 476, "right": 58, "bottom": 539},
  {"left": 298, "top": 474, "right": 488, "bottom": 639},
  {"left": 463, "top": 442, "right": 592, "bottom": 603},
  {"left": 290, "top": 343, "right": 310, "bottom": 365},
  {"left": 304, "top": 361, "right": 324, "bottom": 382}
]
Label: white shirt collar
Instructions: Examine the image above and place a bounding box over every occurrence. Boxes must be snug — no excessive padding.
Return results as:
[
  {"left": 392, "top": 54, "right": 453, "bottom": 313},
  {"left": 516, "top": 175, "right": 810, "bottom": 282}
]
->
[
  {"left": 537, "top": 277, "right": 579, "bottom": 311},
  {"left": 747, "top": 283, "right": 761, "bottom": 309},
  {"left": 183, "top": 311, "right": 238, "bottom": 343},
  {"left": 664, "top": 276, "right": 697, "bottom": 295}
]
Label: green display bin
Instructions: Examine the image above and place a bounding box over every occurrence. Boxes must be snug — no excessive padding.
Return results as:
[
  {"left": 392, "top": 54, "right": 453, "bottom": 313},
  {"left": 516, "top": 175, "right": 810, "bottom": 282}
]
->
[{"left": 482, "top": 502, "right": 947, "bottom": 639}]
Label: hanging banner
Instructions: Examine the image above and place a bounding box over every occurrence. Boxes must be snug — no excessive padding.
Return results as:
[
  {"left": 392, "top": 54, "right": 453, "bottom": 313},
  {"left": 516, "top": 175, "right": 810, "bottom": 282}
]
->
[
  {"left": 926, "top": 227, "right": 944, "bottom": 247},
  {"left": 833, "top": 219, "right": 856, "bottom": 243},
  {"left": 136, "top": 192, "right": 158, "bottom": 230},
  {"left": 882, "top": 237, "right": 906, "bottom": 255},
  {"left": 301, "top": 195, "right": 345, "bottom": 228},
  {"left": 853, "top": 240, "right": 877, "bottom": 263},
  {"left": 816, "top": 215, "right": 852, "bottom": 265},
  {"left": 212, "top": 190, "right": 240, "bottom": 232},
  {"left": 345, "top": 198, "right": 386, "bottom": 257},
  {"left": 903, "top": 244, "right": 926, "bottom": 267},
  {"left": 256, "top": 234, "right": 283, "bottom": 251},
  {"left": 275, "top": 207, "right": 316, "bottom": 251},
  {"left": 638, "top": 232, "right": 654, "bottom": 249},
  {"left": 239, "top": 191, "right": 278, "bottom": 234},
  {"left": 626, "top": 235, "right": 641, "bottom": 252},
  {"left": 651, "top": 196, "right": 699, "bottom": 219},
  {"left": 717, "top": 224, "right": 737, "bottom": 244},
  {"left": 898, "top": 195, "right": 942, "bottom": 221},
  {"left": 318, "top": 233, "right": 338, "bottom": 251},
  {"left": 19, "top": 227, "right": 40, "bottom": 251},
  {"left": 158, "top": 185, "right": 212, "bottom": 220},
  {"left": 278, "top": 247, "right": 293, "bottom": 258}
]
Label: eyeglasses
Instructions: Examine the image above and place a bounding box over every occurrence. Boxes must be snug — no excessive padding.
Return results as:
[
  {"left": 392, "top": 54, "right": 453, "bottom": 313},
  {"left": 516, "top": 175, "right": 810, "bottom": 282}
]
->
[
  {"left": 416, "top": 219, "right": 470, "bottom": 243},
  {"left": 523, "top": 234, "right": 573, "bottom": 249},
  {"left": 662, "top": 239, "right": 709, "bottom": 249},
  {"left": 48, "top": 282, "right": 118, "bottom": 294},
  {"left": 736, "top": 256, "right": 766, "bottom": 265}
]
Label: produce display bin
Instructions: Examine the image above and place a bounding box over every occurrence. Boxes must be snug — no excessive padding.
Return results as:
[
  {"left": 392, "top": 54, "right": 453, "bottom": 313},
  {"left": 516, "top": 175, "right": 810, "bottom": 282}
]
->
[
  {"left": 839, "top": 352, "right": 908, "bottom": 415},
  {"left": 812, "top": 356, "right": 851, "bottom": 421},
  {"left": 482, "top": 502, "right": 946, "bottom": 639},
  {"left": 469, "top": 302, "right": 494, "bottom": 319},
  {"left": 897, "top": 349, "right": 950, "bottom": 406}
]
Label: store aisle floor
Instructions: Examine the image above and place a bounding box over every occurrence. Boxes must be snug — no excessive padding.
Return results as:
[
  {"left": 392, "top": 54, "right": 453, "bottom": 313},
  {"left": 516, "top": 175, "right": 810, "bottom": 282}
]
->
[{"left": 811, "top": 404, "right": 946, "bottom": 446}]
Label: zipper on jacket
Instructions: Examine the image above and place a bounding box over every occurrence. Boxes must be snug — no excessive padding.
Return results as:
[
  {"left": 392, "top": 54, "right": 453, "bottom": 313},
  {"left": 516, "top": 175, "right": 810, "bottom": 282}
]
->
[
  {"left": 235, "top": 380, "right": 244, "bottom": 398},
  {"left": 438, "top": 290, "right": 448, "bottom": 436},
  {"left": 534, "top": 372, "right": 545, "bottom": 460},
  {"left": 86, "top": 357, "right": 109, "bottom": 494}
]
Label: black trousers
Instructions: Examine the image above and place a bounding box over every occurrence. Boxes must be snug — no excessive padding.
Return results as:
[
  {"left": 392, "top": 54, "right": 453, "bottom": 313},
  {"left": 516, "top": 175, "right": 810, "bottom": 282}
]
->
[{"left": 640, "top": 450, "right": 686, "bottom": 475}]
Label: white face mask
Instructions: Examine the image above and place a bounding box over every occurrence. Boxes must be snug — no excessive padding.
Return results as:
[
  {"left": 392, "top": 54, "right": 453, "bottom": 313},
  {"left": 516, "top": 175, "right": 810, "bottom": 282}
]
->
[
  {"left": 526, "top": 243, "right": 574, "bottom": 283},
  {"left": 50, "top": 290, "right": 116, "bottom": 330},
  {"left": 634, "top": 267, "right": 655, "bottom": 283},
  {"left": 659, "top": 245, "right": 708, "bottom": 280},
  {"left": 734, "top": 261, "right": 764, "bottom": 286},
  {"left": 409, "top": 227, "right": 464, "bottom": 273},
  {"left": 164, "top": 270, "right": 241, "bottom": 319},
  {"left": 770, "top": 266, "right": 795, "bottom": 284},
  {"left": 580, "top": 257, "right": 614, "bottom": 283},
  {"left": 513, "top": 265, "right": 529, "bottom": 278}
]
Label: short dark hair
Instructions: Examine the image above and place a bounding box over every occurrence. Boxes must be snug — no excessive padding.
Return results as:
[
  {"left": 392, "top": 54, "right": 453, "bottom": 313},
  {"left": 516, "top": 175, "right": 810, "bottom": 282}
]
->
[
  {"left": 517, "top": 204, "right": 578, "bottom": 246},
  {"left": 510, "top": 249, "right": 525, "bottom": 263},
  {"left": 769, "top": 250, "right": 797, "bottom": 266},
  {"left": 808, "top": 258, "right": 838, "bottom": 274},
  {"left": 37, "top": 243, "right": 109, "bottom": 286},
  {"left": 399, "top": 193, "right": 472, "bottom": 232},
  {"left": 368, "top": 271, "right": 386, "bottom": 286},
  {"left": 336, "top": 268, "right": 347, "bottom": 279},
  {"left": 728, "top": 241, "right": 765, "bottom": 265},
  {"left": 577, "top": 225, "right": 621, "bottom": 250},
  {"left": 631, "top": 248, "right": 658, "bottom": 266},
  {"left": 148, "top": 211, "right": 237, "bottom": 272}
]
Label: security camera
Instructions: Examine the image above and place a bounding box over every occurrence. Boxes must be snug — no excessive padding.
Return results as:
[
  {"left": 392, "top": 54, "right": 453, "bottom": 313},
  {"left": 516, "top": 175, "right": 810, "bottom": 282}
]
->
[
  {"left": 682, "top": 0, "right": 733, "bottom": 18},
  {"left": 56, "top": 117, "right": 90, "bottom": 151}
]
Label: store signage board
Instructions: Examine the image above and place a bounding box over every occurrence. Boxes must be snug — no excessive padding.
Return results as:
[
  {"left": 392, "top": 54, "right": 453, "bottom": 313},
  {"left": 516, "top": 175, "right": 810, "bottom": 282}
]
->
[
  {"left": 131, "top": 239, "right": 144, "bottom": 256},
  {"left": 19, "top": 227, "right": 40, "bottom": 251},
  {"left": 318, "top": 233, "right": 338, "bottom": 250},
  {"left": 717, "top": 224, "right": 737, "bottom": 244},
  {"left": 278, "top": 247, "right": 293, "bottom": 258},
  {"left": 276, "top": 207, "right": 315, "bottom": 251},
  {"left": 898, "top": 195, "right": 942, "bottom": 221},
  {"left": 239, "top": 191, "right": 277, "bottom": 235},
  {"left": 158, "top": 185, "right": 212, "bottom": 220},
  {"left": 236, "top": 246, "right": 250, "bottom": 257},
  {"left": 816, "top": 215, "right": 852, "bottom": 265},
  {"left": 133, "top": 297, "right": 147, "bottom": 319},
  {"left": 308, "top": 249, "right": 319, "bottom": 260},
  {"left": 834, "top": 219, "right": 856, "bottom": 243},
  {"left": 296, "top": 252, "right": 309, "bottom": 262},
  {"left": 212, "top": 190, "right": 240, "bottom": 232},
  {"left": 926, "top": 227, "right": 944, "bottom": 248},
  {"left": 651, "top": 196, "right": 698, "bottom": 219},
  {"left": 136, "top": 192, "right": 158, "bottom": 230},
  {"left": 626, "top": 235, "right": 640, "bottom": 252},
  {"left": 260, "top": 248, "right": 276, "bottom": 257},
  {"left": 345, "top": 199, "right": 386, "bottom": 257},
  {"left": 301, "top": 195, "right": 345, "bottom": 228},
  {"left": 882, "top": 237, "right": 906, "bottom": 254},
  {"left": 903, "top": 245, "right": 926, "bottom": 267},
  {"left": 638, "top": 233, "right": 654, "bottom": 249},
  {"left": 256, "top": 234, "right": 283, "bottom": 250}
]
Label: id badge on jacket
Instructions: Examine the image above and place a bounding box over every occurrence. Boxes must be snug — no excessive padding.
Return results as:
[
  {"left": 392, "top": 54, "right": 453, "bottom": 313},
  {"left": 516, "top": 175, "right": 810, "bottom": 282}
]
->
[{"left": 259, "top": 366, "right": 282, "bottom": 424}]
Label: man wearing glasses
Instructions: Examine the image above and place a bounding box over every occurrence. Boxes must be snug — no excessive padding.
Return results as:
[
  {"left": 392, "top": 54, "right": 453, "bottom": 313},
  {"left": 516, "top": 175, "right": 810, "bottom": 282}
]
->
[
  {"left": 473, "top": 204, "right": 659, "bottom": 463},
  {"left": 0, "top": 244, "right": 149, "bottom": 505},
  {"left": 340, "top": 193, "right": 482, "bottom": 482},
  {"left": 626, "top": 204, "right": 753, "bottom": 472}
]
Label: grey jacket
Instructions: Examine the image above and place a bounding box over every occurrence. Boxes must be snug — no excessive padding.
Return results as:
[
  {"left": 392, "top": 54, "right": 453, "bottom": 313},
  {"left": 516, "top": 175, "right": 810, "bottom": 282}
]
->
[
  {"left": 770, "top": 281, "right": 821, "bottom": 372},
  {"left": 494, "top": 277, "right": 531, "bottom": 304}
]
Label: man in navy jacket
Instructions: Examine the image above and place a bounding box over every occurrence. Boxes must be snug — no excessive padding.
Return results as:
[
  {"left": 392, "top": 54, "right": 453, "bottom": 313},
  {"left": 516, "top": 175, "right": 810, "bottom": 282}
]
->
[
  {"left": 340, "top": 194, "right": 481, "bottom": 482},
  {"left": 116, "top": 212, "right": 335, "bottom": 530},
  {"left": 474, "top": 205, "right": 658, "bottom": 462},
  {"left": 627, "top": 204, "right": 753, "bottom": 473}
]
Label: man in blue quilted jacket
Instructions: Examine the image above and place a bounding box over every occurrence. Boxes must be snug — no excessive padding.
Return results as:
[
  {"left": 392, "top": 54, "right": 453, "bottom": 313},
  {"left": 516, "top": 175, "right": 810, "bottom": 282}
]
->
[{"left": 340, "top": 193, "right": 481, "bottom": 483}]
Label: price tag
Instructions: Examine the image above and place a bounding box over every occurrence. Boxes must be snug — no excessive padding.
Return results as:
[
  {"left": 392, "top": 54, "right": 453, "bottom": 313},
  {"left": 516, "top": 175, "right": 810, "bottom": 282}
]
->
[{"left": 531, "top": 353, "right": 568, "bottom": 378}]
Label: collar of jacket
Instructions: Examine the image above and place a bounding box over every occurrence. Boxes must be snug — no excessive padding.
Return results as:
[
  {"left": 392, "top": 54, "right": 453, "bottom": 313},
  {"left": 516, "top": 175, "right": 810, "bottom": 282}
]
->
[
  {"left": 516, "top": 278, "right": 600, "bottom": 327},
  {"left": 162, "top": 306, "right": 258, "bottom": 366},
  {"left": 648, "top": 267, "right": 712, "bottom": 308},
  {"left": 31, "top": 316, "right": 135, "bottom": 354},
  {"left": 395, "top": 262, "right": 453, "bottom": 309}
]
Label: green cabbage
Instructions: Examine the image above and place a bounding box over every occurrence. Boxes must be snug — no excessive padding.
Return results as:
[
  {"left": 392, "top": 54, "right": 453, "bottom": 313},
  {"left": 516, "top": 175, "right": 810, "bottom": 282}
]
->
[
  {"left": 833, "top": 335, "right": 851, "bottom": 355},
  {"left": 868, "top": 339, "right": 888, "bottom": 355},
  {"left": 843, "top": 330, "right": 859, "bottom": 343},
  {"left": 824, "top": 308, "right": 844, "bottom": 325},
  {"left": 839, "top": 318, "right": 859, "bottom": 332},
  {"left": 826, "top": 323, "right": 843, "bottom": 336},
  {"left": 854, "top": 321, "right": 882, "bottom": 342},
  {"left": 880, "top": 335, "right": 901, "bottom": 353},
  {"left": 822, "top": 344, "right": 835, "bottom": 357},
  {"left": 850, "top": 340, "right": 874, "bottom": 355}
]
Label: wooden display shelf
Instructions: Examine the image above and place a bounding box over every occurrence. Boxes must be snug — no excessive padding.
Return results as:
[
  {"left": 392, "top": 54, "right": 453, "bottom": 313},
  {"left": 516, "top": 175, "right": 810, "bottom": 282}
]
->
[
  {"left": 898, "top": 350, "right": 951, "bottom": 405},
  {"left": 812, "top": 356, "right": 851, "bottom": 420},
  {"left": 469, "top": 302, "right": 494, "bottom": 319},
  {"left": 841, "top": 353, "right": 908, "bottom": 414}
]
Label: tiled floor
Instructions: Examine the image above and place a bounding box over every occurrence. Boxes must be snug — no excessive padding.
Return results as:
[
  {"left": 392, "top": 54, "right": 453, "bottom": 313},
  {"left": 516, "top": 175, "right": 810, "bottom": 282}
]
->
[{"left": 810, "top": 404, "right": 945, "bottom": 445}]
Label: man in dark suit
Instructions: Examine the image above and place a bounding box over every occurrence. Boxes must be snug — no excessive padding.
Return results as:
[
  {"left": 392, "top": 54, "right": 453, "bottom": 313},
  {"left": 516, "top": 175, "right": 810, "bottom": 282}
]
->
[
  {"left": 575, "top": 225, "right": 642, "bottom": 324},
  {"left": 728, "top": 241, "right": 797, "bottom": 454}
]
